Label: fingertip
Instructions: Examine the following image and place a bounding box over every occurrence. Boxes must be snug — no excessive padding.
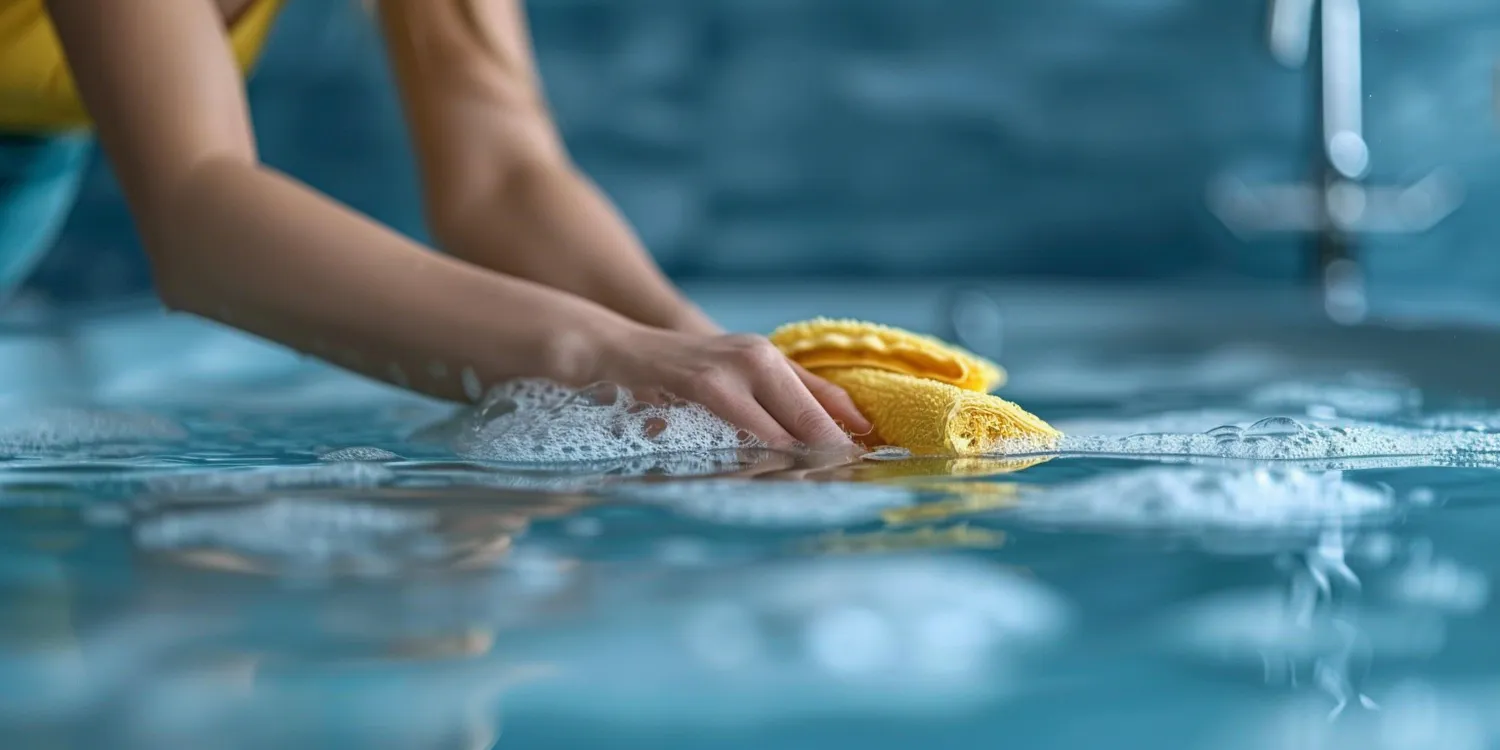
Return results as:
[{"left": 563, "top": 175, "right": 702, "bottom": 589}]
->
[
  {"left": 805, "top": 426, "right": 861, "bottom": 452},
  {"left": 839, "top": 418, "right": 876, "bottom": 438},
  {"left": 846, "top": 409, "right": 874, "bottom": 434},
  {"left": 798, "top": 371, "right": 873, "bottom": 433},
  {"left": 832, "top": 398, "right": 873, "bottom": 434}
]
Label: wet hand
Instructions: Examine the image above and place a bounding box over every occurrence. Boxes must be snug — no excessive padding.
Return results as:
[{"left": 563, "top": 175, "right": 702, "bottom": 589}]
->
[{"left": 594, "top": 326, "right": 873, "bottom": 450}]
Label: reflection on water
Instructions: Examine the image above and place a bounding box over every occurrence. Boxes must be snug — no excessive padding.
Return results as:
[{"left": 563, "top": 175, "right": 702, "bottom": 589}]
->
[{"left": 3, "top": 376, "right": 1500, "bottom": 747}]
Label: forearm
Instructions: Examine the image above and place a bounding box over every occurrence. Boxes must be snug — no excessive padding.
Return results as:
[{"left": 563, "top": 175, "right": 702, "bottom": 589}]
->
[
  {"left": 432, "top": 159, "right": 719, "bottom": 335},
  {"left": 149, "top": 158, "right": 630, "bottom": 401}
]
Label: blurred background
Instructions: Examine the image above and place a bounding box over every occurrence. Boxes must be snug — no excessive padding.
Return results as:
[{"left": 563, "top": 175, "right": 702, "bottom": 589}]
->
[{"left": 20, "top": 0, "right": 1500, "bottom": 306}]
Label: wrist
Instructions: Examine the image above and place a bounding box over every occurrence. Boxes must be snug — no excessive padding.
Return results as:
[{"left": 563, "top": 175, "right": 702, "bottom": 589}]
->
[{"left": 539, "top": 305, "right": 644, "bottom": 387}]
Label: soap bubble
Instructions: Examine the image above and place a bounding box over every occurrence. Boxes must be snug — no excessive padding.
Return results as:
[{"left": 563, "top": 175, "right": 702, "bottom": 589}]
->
[
  {"left": 448, "top": 380, "right": 760, "bottom": 464},
  {"left": 1015, "top": 466, "right": 1394, "bottom": 533},
  {"left": 317, "top": 447, "right": 402, "bottom": 462},
  {"left": 1044, "top": 411, "right": 1500, "bottom": 468},
  {"left": 1389, "top": 556, "right": 1491, "bottom": 615},
  {"left": 613, "top": 479, "right": 917, "bottom": 528},
  {"left": 523, "top": 556, "right": 1069, "bottom": 725},
  {"left": 144, "top": 462, "right": 394, "bottom": 496},
  {"left": 0, "top": 408, "right": 186, "bottom": 454}
]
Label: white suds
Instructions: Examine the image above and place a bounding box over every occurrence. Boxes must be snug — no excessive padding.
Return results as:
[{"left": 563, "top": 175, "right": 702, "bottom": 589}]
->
[
  {"left": 144, "top": 462, "right": 393, "bottom": 495},
  {"left": 1016, "top": 467, "right": 1393, "bottom": 531},
  {"left": 616, "top": 480, "right": 916, "bottom": 528},
  {"left": 1000, "top": 412, "right": 1500, "bottom": 467},
  {"left": 318, "top": 447, "right": 403, "bottom": 463},
  {"left": 453, "top": 380, "right": 758, "bottom": 463},
  {"left": 0, "top": 408, "right": 186, "bottom": 453}
]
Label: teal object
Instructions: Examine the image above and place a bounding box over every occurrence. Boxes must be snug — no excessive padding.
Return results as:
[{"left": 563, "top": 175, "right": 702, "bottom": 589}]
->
[{"left": 0, "top": 133, "right": 93, "bottom": 302}]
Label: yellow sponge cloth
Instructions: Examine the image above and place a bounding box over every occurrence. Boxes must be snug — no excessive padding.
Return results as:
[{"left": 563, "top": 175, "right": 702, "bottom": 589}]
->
[
  {"left": 770, "top": 319, "right": 1060, "bottom": 456},
  {"left": 769, "top": 318, "right": 1004, "bottom": 392}
]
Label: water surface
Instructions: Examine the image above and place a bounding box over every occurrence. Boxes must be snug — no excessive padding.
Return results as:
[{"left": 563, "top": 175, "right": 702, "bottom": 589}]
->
[{"left": 2, "top": 367, "right": 1498, "bottom": 749}]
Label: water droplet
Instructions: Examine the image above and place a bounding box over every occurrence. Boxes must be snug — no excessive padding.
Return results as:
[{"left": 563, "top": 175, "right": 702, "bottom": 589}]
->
[{"left": 461, "top": 367, "right": 483, "bottom": 402}]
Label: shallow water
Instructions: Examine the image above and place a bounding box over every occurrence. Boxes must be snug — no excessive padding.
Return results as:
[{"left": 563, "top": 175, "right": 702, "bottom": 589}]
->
[{"left": 3, "top": 369, "right": 1500, "bottom": 749}]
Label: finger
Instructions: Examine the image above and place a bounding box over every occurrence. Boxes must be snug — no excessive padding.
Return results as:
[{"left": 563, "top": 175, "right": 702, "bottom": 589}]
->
[
  {"left": 721, "top": 400, "right": 800, "bottom": 449},
  {"left": 752, "top": 361, "right": 857, "bottom": 449},
  {"left": 687, "top": 378, "right": 798, "bottom": 448},
  {"left": 790, "top": 363, "right": 873, "bottom": 435}
]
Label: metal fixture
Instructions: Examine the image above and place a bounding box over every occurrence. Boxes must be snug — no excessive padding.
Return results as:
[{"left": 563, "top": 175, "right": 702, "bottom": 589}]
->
[{"left": 1209, "top": 0, "right": 1463, "bottom": 325}]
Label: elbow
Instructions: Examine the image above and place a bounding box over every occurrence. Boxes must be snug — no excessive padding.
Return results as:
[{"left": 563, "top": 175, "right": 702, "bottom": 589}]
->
[
  {"left": 137, "top": 220, "right": 198, "bottom": 316},
  {"left": 426, "top": 147, "right": 575, "bottom": 253},
  {"left": 151, "top": 268, "right": 197, "bottom": 316},
  {"left": 148, "top": 248, "right": 208, "bottom": 317}
]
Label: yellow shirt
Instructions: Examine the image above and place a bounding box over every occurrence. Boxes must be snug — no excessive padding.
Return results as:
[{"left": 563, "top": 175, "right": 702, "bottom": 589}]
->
[{"left": 0, "top": 0, "right": 288, "bottom": 133}]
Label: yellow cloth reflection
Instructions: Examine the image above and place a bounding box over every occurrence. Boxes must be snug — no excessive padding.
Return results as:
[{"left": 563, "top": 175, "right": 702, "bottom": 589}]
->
[{"left": 811, "top": 524, "right": 1006, "bottom": 555}]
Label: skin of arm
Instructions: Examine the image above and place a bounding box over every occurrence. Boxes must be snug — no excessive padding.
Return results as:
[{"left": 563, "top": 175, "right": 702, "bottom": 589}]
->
[
  {"left": 43, "top": 0, "right": 641, "bottom": 403},
  {"left": 44, "top": 0, "right": 868, "bottom": 447},
  {"left": 377, "top": 0, "right": 720, "bottom": 335}
]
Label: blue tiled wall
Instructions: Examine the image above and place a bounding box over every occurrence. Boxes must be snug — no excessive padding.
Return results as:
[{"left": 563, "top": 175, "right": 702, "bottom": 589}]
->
[{"left": 29, "top": 0, "right": 1500, "bottom": 301}]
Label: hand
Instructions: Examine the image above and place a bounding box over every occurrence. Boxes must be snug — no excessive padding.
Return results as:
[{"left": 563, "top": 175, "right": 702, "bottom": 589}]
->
[
  {"left": 663, "top": 303, "right": 726, "bottom": 336},
  {"left": 590, "top": 325, "right": 873, "bottom": 450}
]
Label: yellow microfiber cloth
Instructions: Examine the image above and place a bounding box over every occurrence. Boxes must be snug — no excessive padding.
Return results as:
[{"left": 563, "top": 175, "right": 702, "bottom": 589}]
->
[{"left": 770, "top": 318, "right": 1061, "bottom": 456}]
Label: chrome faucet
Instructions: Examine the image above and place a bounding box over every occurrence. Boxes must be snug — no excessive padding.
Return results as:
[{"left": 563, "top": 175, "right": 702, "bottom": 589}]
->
[{"left": 1209, "top": 0, "right": 1463, "bottom": 324}]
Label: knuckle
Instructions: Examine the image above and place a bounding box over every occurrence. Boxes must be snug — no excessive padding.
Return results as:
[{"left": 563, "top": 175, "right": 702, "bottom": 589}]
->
[
  {"left": 687, "top": 366, "right": 735, "bottom": 399},
  {"left": 734, "top": 336, "right": 783, "bottom": 367}
]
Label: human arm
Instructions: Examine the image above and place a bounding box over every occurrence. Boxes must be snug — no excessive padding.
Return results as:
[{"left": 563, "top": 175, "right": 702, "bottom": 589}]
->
[
  {"left": 375, "top": 0, "right": 719, "bottom": 335},
  {"left": 44, "top": 0, "right": 866, "bottom": 446}
]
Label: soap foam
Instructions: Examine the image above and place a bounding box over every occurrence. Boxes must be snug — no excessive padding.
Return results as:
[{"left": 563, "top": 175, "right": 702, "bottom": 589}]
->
[
  {"left": 1016, "top": 467, "right": 1394, "bottom": 531},
  {"left": 317, "top": 446, "right": 403, "bottom": 462},
  {"left": 451, "top": 380, "right": 759, "bottom": 464},
  {"left": 542, "top": 556, "right": 1068, "bottom": 724},
  {"left": 144, "top": 462, "right": 393, "bottom": 496},
  {"left": 0, "top": 408, "right": 186, "bottom": 455},
  {"left": 1013, "top": 412, "right": 1500, "bottom": 467},
  {"left": 614, "top": 480, "right": 916, "bottom": 528},
  {"left": 432, "top": 379, "right": 1500, "bottom": 468},
  {"left": 1389, "top": 555, "right": 1492, "bottom": 615}
]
